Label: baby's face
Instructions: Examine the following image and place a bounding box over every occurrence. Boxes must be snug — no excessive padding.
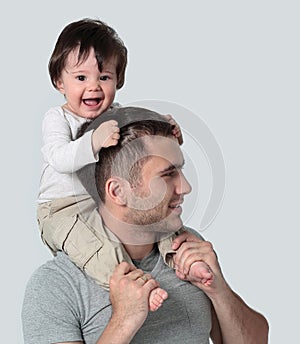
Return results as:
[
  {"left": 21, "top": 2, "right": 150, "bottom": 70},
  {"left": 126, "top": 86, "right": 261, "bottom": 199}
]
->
[{"left": 56, "top": 47, "right": 117, "bottom": 120}]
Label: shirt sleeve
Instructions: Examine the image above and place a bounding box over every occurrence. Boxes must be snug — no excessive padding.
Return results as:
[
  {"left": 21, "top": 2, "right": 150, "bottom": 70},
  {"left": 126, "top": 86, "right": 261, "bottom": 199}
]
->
[
  {"left": 22, "top": 266, "right": 83, "bottom": 344},
  {"left": 41, "top": 108, "right": 98, "bottom": 173}
]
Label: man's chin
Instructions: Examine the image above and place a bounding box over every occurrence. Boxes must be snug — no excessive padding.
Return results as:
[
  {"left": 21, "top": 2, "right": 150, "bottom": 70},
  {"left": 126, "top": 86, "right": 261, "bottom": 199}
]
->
[
  {"left": 123, "top": 210, "right": 183, "bottom": 233},
  {"left": 147, "top": 217, "right": 183, "bottom": 234}
]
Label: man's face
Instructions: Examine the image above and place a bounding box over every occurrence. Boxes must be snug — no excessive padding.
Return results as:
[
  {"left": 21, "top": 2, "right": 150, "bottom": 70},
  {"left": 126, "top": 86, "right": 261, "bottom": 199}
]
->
[{"left": 124, "top": 136, "right": 192, "bottom": 233}]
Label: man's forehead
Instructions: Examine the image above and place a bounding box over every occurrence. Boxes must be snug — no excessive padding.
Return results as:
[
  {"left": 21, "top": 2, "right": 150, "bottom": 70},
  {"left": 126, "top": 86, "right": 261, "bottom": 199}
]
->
[{"left": 144, "top": 135, "right": 183, "bottom": 164}]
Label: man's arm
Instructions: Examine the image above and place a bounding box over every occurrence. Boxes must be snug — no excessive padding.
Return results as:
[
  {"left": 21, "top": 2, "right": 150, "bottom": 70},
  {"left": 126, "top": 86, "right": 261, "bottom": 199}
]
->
[
  {"left": 56, "top": 319, "right": 138, "bottom": 344},
  {"left": 209, "top": 285, "right": 269, "bottom": 344},
  {"left": 172, "top": 233, "right": 269, "bottom": 344}
]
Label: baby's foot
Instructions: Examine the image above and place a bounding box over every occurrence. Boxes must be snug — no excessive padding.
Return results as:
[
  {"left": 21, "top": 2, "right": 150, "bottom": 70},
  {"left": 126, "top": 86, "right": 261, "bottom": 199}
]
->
[
  {"left": 149, "top": 287, "right": 168, "bottom": 312},
  {"left": 188, "top": 261, "right": 213, "bottom": 286}
]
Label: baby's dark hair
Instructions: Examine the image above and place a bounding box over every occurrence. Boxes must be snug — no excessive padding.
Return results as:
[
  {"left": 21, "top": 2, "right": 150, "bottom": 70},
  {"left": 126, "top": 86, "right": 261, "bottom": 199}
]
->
[{"left": 49, "top": 18, "right": 127, "bottom": 90}]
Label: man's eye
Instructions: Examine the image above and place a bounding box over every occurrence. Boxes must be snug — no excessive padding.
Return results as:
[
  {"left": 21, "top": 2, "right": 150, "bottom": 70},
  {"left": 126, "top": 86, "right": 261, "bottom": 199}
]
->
[
  {"left": 162, "top": 167, "right": 183, "bottom": 178},
  {"left": 76, "top": 75, "right": 86, "bottom": 81},
  {"left": 163, "top": 171, "right": 176, "bottom": 178}
]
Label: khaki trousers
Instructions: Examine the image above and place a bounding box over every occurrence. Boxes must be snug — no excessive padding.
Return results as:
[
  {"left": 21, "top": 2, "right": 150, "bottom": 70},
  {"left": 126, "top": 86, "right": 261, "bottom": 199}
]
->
[{"left": 37, "top": 195, "right": 180, "bottom": 290}]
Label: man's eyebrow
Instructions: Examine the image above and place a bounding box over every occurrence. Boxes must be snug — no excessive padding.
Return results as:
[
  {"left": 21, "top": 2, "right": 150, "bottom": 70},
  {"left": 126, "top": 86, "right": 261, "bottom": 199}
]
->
[{"left": 159, "top": 160, "right": 185, "bottom": 174}]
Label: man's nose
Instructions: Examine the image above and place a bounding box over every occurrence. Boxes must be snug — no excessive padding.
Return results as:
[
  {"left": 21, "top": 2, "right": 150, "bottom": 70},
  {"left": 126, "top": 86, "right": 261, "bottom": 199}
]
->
[{"left": 177, "top": 171, "right": 192, "bottom": 195}]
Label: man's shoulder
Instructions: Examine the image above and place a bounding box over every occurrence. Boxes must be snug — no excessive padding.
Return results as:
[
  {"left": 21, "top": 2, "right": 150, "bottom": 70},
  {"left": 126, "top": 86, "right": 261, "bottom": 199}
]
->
[
  {"left": 33, "top": 252, "right": 77, "bottom": 272},
  {"left": 22, "top": 254, "right": 109, "bottom": 344},
  {"left": 182, "top": 225, "right": 206, "bottom": 240},
  {"left": 26, "top": 253, "right": 90, "bottom": 292}
]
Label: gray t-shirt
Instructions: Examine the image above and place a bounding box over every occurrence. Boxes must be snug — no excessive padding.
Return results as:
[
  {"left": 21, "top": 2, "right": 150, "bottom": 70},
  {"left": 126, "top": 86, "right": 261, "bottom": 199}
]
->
[{"left": 22, "top": 249, "right": 211, "bottom": 344}]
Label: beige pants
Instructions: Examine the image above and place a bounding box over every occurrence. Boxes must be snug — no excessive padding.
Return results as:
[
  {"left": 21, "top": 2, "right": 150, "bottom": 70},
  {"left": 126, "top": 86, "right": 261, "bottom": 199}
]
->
[{"left": 37, "top": 195, "right": 180, "bottom": 290}]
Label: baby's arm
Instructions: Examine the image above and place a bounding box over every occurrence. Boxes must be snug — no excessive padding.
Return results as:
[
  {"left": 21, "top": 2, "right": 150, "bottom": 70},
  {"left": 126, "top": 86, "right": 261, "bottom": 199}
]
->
[
  {"left": 42, "top": 109, "right": 120, "bottom": 173},
  {"left": 42, "top": 109, "right": 98, "bottom": 173},
  {"left": 91, "top": 120, "right": 120, "bottom": 154}
]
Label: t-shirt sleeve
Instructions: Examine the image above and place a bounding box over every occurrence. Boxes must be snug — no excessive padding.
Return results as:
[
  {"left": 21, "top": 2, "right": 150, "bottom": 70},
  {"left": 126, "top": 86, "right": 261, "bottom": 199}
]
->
[
  {"left": 22, "top": 266, "right": 83, "bottom": 344},
  {"left": 183, "top": 226, "right": 206, "bottom": 240}
]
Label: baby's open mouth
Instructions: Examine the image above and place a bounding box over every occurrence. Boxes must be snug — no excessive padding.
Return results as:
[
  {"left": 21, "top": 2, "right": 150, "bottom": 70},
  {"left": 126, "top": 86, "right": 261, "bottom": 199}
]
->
[{"left": 83, "top": 98, "right": 101, "bottom": 106}]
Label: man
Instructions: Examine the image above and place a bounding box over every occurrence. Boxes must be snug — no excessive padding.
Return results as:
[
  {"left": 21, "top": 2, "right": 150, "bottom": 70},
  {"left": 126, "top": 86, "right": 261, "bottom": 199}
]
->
[{"left": 22, "top": 106, "right": 269, "bottom": 343}]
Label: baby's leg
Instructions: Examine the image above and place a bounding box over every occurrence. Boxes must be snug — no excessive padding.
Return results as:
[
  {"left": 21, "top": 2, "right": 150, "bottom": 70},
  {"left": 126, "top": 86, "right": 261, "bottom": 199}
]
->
[
  {"left": 188, "top": 261, "right": 213, "bottom": 286},
  {"left": 149, "top": 287, "right": 168, "bottom": 312}
]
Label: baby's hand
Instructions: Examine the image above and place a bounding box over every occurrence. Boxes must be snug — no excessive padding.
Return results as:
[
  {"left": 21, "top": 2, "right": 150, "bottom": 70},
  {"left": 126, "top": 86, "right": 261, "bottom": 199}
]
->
[
  {"left": 92, "top": 120, "right": 120, "bottom": 154},
  {"left": 164, "top": 114, "right": 183, "bottom": 145}
]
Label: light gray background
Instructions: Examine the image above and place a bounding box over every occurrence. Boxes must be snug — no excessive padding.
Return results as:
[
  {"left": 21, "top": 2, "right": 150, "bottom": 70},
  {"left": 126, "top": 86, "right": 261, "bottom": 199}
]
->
[{"left": 1, "top": 1, "right": 299, "bottom": 343}]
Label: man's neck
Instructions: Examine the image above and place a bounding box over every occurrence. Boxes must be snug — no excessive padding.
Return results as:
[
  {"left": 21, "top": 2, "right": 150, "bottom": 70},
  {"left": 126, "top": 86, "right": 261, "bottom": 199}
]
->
[
  {"left": 123, "top": 243, "right": 155, "bottom": 260},
  {"left": 99, "top": 205, "right": 157, "bottom": 260}
]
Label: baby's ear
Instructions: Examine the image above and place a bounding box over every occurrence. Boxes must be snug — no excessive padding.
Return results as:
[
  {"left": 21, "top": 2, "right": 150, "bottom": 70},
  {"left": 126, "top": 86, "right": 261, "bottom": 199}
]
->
[
  {"left": 106, "top": 177, "right": 128, "bottom": 205},
  {"left": 55, "top": 78, "right": 65, "bottom": 95}
]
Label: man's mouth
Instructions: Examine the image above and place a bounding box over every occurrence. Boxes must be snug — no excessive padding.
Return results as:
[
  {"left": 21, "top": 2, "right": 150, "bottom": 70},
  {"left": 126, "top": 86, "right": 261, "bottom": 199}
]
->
[
  {"left": 169, "top": 199, "right": 183, "bottom": 209},
  {"left": 169, "top": 203, "right": 183, "bottom": 216},
  {"left": 169, "top": 204, "right": 181, "bottom": 209},
  {"left": 168, "top": 200, "right": 183, "bottom": 214},
  {"left": 83, "top": 98, "right": 102, "bottom": 106}
]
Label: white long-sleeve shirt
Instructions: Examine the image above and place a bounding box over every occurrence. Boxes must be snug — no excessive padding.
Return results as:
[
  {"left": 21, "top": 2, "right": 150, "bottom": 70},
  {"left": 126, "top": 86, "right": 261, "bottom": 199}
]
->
[{"left": 38, "top": 106, "right": 98, "bottom": 203}]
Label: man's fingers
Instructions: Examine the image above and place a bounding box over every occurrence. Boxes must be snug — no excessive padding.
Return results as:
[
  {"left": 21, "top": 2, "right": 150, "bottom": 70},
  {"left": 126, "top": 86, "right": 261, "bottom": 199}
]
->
[
  {"left": 128, "top": 269, "right": 147, "bottom": 281},
  {"left": 114, "top": 261, "right": 136, "bottom": 275},
  {"left": 172, "top": 231, "right": 203, "bottom": 250},
  {"left": 172, "top": 231, "right": 190, "bottom": 250},
  {"left": 173, "top": 241, "right": 215, "bottom": 274},
  {"left": 143, "top": 278, "right": 159, "bottom": 292}
]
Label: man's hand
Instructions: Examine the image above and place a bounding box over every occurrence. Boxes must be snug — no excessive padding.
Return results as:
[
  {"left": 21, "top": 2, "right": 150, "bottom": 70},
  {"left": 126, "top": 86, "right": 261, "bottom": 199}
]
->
[
  {"left": 109, "top": 262, "right": 160, "bottom": 331},
  {"left": 172, "top": 231, "right": 226, "bottom": 294},
  {"left": 171, "top": 230, "right": 203, "bottom": 251},
  {"left": 171, "top": 231, "right": 269, "bottom": 343},
  {"left": 96, "top": 262, "right": 160, "bottom": 343}
]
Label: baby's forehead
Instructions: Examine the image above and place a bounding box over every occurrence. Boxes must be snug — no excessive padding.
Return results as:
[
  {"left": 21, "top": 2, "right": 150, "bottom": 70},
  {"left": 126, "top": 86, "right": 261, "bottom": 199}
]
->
[
  {"left": 100, "top": 56, "right": 118, "bottom": 70},
  {"left": 64, "top": 46, "right": 89, "bottom": 66},
  {"left": 66, "top": 46, "right": 116, "bottom": 67}
]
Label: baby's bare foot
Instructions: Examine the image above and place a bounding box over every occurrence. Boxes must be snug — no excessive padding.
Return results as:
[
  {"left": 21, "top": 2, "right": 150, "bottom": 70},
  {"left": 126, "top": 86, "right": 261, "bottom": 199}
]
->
[
  {"left": 149, "top": 287, "right": 168, "bottom": 312},
  {"left": 189, "top": 261, "right": 213, "bottom": 286}
]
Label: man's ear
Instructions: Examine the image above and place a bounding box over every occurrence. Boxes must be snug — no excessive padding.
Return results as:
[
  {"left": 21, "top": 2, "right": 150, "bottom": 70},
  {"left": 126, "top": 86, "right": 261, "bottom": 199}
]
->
[{"left": 106, "top": 177, "right": 129, "bottom": 205}]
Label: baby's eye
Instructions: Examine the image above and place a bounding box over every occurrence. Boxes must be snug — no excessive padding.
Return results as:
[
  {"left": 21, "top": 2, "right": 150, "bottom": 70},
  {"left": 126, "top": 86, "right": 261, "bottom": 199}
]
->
[
  {"left": 100, "top": 75, "right": 111, "bottom": 81},
  {"left": 76, "top": 75, "right": 86, "bottom": 81}
]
